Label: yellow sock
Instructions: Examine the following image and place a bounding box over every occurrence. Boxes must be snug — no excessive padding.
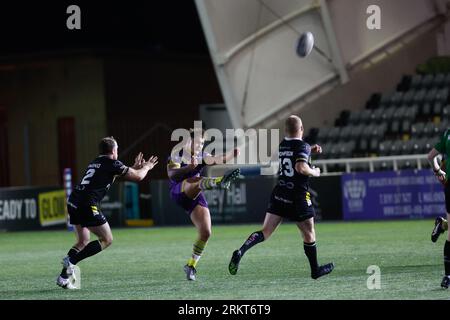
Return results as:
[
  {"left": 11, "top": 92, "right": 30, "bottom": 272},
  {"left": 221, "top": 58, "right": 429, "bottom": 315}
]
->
[
  {"left": 444, "top": 219, "right": 448, "bottom": 231},
  {"left": 187, "top": 239, "right": 207, "bottom": 268}
]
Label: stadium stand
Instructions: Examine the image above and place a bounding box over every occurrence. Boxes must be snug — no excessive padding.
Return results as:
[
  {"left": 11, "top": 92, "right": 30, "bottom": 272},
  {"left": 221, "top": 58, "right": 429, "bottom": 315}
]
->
[{"left": 306, "top": 60, "right": 450, "bottom": 173}]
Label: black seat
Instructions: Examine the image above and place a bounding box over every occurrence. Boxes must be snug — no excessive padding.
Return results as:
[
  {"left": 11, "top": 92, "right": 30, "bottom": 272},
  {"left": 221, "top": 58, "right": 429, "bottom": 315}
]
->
[
  {"left": 348, "top": 111, "right": 360, "bottom": 125},
  {"left": 317, "top": 127, "right": 331, "bottom": 144},
  {"left": 400, "top": 119, "right": 411, "bottom": 134},
  {"left": 422, "top": 122, "right": 436, "bottom": 137},
  {"left": 390, "top": 120, "right": 400, "bottom": 135},
  {"left": 411, "top": 74, "right": 422, "bottom": 89},
  {"left": 378, "top": 140, "right": 391, "bottom": 156},
  {"left": 422, "top": 74, "right": 434, "bottom": 89},
  {"left": 434, "top": 73, "right": 445, "bottom": 88},
  {"left": 402, "top": 90, "right": 416, "bottom": 105},
  {"left": 425, "top": 88, "right": 438, "bottom": 104},
  {"left": 411, "top": 122, "right": 425, "bottom": 138},
  {"left": 327, "top": 127, "right": 340, "bottom": 142},
  {"left": 390, "top": 140, "right": 403, "bottom": 155},
  {"left": 413, "top": 89, "right": 426, "bottom": 105}
]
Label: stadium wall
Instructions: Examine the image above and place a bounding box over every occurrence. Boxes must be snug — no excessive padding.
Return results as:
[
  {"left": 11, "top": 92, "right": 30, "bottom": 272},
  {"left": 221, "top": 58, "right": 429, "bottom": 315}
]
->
[{"left": 3, "top": 56, "right": 107, "bottom": 187}]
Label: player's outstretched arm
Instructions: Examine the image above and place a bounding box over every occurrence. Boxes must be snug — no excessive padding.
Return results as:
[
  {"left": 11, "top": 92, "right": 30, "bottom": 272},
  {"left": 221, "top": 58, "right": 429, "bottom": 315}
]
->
[
  {"left": 204, "top": 148, "right": 240, "bottom": 165},
  {"left": 124, "top": 156, "right": 158, "bottom": 182},
  {"left": 167, "top": 156, "right": 198, "bottom": 182},
  {"left": 295, "top": 161, "right": 320, "bottom": 177}
]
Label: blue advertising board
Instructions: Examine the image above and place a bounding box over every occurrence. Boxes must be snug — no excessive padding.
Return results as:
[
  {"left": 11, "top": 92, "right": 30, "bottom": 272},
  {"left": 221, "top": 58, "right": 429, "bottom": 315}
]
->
[{"left": 342, "top": 169, "right": 445, "bottom": 220}]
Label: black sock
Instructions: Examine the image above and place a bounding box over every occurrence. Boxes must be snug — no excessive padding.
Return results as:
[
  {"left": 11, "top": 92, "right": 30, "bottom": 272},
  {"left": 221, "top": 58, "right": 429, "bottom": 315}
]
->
[
  {"left": 304, "top": 242, "right": 319, "bottom": 273},
  {"left": 60, "top": 247, "right": 80, "bottom": 278},
  {"left": 445, "top": 241, "right": 450, "bottom": 276},
  {"left": 70, "top": 240, "right": 103, "bottom": 265},
  {"left": 239, "top": 231, "right": 265, "bottom": 255}
]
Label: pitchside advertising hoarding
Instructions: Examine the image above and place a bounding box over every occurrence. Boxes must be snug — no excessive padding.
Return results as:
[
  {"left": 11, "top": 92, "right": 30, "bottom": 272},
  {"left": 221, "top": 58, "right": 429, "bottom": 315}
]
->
[
  {"left": 0, "top": 186, "right": 67, "bottom": 231},
  {"left": 342, "top": 169, "right": 445, "bottom": 220}
]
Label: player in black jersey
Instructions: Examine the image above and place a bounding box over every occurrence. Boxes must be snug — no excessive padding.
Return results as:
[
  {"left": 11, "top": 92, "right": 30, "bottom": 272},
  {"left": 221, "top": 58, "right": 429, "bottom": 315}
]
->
[
  {"left": 56, "top": 137, "right": 158, "bottom": 289},
  {"left": 228, "top": 116, "right": 334, "bottom": 279}
]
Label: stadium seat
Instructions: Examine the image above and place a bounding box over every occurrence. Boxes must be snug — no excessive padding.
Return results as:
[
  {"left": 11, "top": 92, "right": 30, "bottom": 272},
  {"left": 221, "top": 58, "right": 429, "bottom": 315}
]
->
[
  {"left": 400, "top": 139, "right": 414, "bottom": 154},
  {"left": 360, "top": 109, "right": 372, "bottom": 123},
  {"left": 369, "top": 137, "right": 380, "bottom": 153},
  {"left": 411, "top": 139, "right": 422, "bottom": 154},
  {"left": 317, "top": 127, "right": 331, "bottom": 143},
  {"left": 348, "top": 111, "right": 360, "bottom": 124},
  {"left": 393, "top": 106, "right": 407, "bottom": 120},
  {"left": 371, "top": 107, "right": 384, "bottom": 123},
  {"left": 422, "top": 74, "right": 434, "bottom": 89},
  {"left": 413, "top": 89, "right": 426, "bottom": 105},
  {"left": 390, "top": 91, "right": 404, "bottom": 106},
  {"left": 362, "top": 123, "right": 375, "bottom": 139},
  {"left": 445, "top": 73, "right": 450, "bottom": 87},
  {"left": 425, "top": 88, "right": 438, "bottom": 104},
  {"left": 338, "top": 125, "right": 352, "bottom": 141},
  {"left": 390, "top": 140, "right": 403, "bottom": 155},
  {"left": 421, "top": 102, "right": 432, "bottom": 118},
  {"left": 358, "top": 138, "right": 369, "bottom": 154},
  {"left": 327, "top": 127, "right": 340, "bottom": 142},
  {"left": 400, "top": 119, "right": 411, "bottom": 134},
  {"left": 411, "top": 122, "right": 425, "bottom": 138},
  {"left": 433, "top": 101, "right": 443, "bottom": 117},
  {"left": 433, "top": 73, "right": 445, "bottom": 88},
  {"left": 381, "top": 107, "right": 396, "bottom": 121},
  {"left": 390, "top": 120, "right": 400, "bottom": 135},
  {"left": 349, "top": 124, "right": 364, "bottom": 140},
  {"left": 422, "top": 122, "right": 436, "bottom": 137},
  {"left": 442, "top": 105, "right": 450, "bottom": 119},
  {"left": 402, "top": 90, "right": 416, "bottom": 105},
  {"left": 410, "top": 74, "right": 422, "bottom": 89},
  {"left": 379, "top": 92, "right": 393, "bottom": 108},
  {"left": 436, "top": 88, "right": 449, "bottom": 104},
  {"left": 405, "top": 104, "right": 419, "bottom": 120},
  {"left": 378, "top": 140, "right": 391, "bottom": 156}
]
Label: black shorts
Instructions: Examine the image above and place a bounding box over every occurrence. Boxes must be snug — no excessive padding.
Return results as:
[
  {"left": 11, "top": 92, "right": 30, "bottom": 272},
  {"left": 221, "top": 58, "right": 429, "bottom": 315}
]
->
[
  {"left": 267, "top": 186, "right": 315, "bottom": 222},
  {"left": 445, "top": 183, "right": 450, "bottom": 213},
  {"left": 67, "top": 201, "right": 107, "bottom": 227}
]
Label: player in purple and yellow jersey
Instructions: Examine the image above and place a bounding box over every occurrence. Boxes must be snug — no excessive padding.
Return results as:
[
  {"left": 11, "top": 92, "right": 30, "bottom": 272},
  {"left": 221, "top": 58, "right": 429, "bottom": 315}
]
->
[{"left": 167, "top": 128, "right": 240, "bottom": 281}]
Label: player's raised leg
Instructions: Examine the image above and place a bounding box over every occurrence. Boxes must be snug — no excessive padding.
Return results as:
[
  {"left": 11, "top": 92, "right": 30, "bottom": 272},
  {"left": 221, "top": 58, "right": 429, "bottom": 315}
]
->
[
  {"left": 229, "top": 212, "right": 282, "bottom": 275},
  {"left": 183, "top": 170, "right": 240, "bottom": 197},
  {"left": 442, "top": 213, "right": 450, "bottom": 289},
  {"left": 296, "top": 218, "right": 334, "bottom": 279},
  {"left": 184, "top": 205, "right": 211, "bottom": 281}
]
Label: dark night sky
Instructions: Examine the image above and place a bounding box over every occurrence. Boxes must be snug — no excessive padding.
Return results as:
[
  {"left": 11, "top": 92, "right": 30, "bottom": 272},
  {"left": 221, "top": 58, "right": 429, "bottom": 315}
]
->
[{"left": 0, "top": 1, "right": 209, "bottom": 56}]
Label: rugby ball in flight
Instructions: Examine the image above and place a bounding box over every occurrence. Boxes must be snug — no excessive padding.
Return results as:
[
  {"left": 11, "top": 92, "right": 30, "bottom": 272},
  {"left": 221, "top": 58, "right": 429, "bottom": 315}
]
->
[{"left": 296, "top": 32, "right": 314, "bottom": 58}]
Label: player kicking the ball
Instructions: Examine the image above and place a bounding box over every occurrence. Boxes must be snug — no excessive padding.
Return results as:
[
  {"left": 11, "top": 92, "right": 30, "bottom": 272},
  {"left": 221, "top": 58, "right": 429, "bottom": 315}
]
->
[
  {"left": 56, "top": 137, "right": 158, "bottom": 289},
  {"left": 167, "top": 128, "right": 240, "bottom": 281},
  {"left": 228, "top": 115, "right": 334, "bottom": 280}
]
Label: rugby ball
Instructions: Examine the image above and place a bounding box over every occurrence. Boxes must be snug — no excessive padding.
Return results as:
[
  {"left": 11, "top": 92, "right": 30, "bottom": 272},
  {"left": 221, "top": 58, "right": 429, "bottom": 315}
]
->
[{"left": 296, "top": 32, "right": 314, "bottom": 58}]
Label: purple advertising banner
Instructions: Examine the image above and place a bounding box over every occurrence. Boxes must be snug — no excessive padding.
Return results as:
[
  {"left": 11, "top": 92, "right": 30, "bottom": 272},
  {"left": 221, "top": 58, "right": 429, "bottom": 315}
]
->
[{"left": 342, "top": 169, "right": 445, "bottom": 220}]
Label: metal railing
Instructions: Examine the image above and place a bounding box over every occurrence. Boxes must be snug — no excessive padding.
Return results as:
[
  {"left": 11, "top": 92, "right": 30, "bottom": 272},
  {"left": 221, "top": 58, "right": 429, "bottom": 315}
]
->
[
  {"left": 207, "top": 154, "right": 431, "bottom": 177},
  {"left": 314, "top": 154, "right": 429, "bottom": 174}
]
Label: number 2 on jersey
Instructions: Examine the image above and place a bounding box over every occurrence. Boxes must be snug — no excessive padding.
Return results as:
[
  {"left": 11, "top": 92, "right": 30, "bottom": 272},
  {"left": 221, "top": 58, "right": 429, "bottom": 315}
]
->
[
  {"left": 281, "top": 158, "right": 294, "bottom": 177},
  {"left": 81, "top": 169, "right": 95, "bottom": 185}
]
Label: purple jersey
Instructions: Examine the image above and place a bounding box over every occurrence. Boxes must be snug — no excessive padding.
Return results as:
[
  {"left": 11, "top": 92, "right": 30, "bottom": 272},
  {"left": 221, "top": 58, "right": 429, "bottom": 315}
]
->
[
  {"left": 167, "top": 151, "right": 210, "bottom": 214},
  {"left": 167, "top": 152, "right": 208, "bottom": 189}
]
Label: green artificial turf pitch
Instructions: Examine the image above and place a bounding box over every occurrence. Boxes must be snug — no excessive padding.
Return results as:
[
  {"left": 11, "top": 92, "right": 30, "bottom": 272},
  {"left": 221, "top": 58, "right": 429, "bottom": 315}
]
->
[{"left": 0, "top": 220, "right": 449, "bottom": 300}]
